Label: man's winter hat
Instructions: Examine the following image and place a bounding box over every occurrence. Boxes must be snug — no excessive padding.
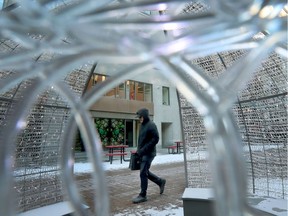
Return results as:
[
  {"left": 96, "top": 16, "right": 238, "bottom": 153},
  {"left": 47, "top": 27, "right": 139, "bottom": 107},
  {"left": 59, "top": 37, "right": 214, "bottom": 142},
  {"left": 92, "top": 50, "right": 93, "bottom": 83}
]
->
[{"left": 136, "top": 108, "right": 149, "bottom": 118}]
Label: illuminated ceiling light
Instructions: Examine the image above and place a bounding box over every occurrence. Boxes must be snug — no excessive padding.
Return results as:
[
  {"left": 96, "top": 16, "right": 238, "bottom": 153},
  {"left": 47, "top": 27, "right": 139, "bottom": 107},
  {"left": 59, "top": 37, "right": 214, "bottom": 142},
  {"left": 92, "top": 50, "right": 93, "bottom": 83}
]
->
[
  {"left": 251, "top": 4, "right": 287, "bottom": 19},
  {"left": 279, "top": 5, "right": 288, "bottom": 17},
  {"left": 249, "top": 4, "right": 260, "bottom": 16},
  {"left": 157, "top": 3, "right": 168, "bottom": 11},
  {"left": 147, "top": 3, "right": 168, "bottom": 11},
  {"left": 259, "top": 5, "right": 274, "bottom": 19}
]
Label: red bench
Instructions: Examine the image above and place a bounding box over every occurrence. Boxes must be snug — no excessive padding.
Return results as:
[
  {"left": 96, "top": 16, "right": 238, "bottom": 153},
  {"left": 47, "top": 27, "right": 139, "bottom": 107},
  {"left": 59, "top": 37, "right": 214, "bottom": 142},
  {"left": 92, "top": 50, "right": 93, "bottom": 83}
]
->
[
  {"left": 104, "top": 145, "right": 129, "bottom": 164},
  {"left": 167, "top": 145, "right": 177, "bottom": 154},
  {"left": 105, "top": 152, "right": 128, "bottom": 164}
]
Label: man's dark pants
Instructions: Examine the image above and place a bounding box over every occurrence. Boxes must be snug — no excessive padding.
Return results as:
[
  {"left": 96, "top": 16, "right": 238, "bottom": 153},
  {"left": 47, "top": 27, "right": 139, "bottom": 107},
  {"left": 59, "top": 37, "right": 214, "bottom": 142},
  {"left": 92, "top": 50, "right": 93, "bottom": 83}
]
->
[{"left": 139, "top": 155, "right": 162, "bottom": 197}]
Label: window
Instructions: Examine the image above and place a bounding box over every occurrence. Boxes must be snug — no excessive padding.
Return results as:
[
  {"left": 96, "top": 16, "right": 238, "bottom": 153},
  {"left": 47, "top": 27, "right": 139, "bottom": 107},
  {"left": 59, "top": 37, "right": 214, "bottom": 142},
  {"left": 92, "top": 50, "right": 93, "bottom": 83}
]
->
[
  {"left": 144, "top": 84, "right": 152, "bottom": 102},
  {"left": 92, "top": 74, "right": 106, "bottom": 85},
  {"left": 136, "top": 82, "right": 144, "bottom": 101},
  {"left": 116, "top": 83, "right": 125, "bottom": 99},
  {"left": 126, "top": 81, "right": 135, "bottom": 100},
  {"left": 89, "top": 75, "right": 152, "bottom": 102},
  {"left": 162, "top": 86, "right": 170, "bottom": 105},
  {"left": 91, "top": 74, "right": 116, "bottom": 97},
  {"left": 126, "top": 81, "right": 152, "bottom": 102}
]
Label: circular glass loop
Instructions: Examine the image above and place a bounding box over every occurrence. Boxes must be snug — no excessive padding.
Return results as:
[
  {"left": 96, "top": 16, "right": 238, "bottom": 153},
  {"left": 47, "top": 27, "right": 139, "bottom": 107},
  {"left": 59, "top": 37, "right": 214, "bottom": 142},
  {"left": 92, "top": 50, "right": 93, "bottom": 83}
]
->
[{"left": 0, "top": 0, "right": 287, "bottom": 216}]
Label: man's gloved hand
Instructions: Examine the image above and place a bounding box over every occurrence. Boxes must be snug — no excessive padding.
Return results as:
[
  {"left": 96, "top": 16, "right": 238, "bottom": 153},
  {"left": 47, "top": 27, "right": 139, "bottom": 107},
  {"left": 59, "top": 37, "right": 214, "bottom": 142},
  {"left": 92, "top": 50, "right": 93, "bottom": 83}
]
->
[{"left": 137, "top": 150, "right": 143, "bottom": 157}]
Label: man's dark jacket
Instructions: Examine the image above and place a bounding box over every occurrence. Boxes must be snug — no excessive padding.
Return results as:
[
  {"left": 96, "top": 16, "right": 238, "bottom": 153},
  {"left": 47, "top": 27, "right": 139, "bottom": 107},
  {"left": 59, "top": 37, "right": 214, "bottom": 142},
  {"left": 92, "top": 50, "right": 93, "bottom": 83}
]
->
[{"left": 136, "top": 108, "right": 159, "bottom": 157}]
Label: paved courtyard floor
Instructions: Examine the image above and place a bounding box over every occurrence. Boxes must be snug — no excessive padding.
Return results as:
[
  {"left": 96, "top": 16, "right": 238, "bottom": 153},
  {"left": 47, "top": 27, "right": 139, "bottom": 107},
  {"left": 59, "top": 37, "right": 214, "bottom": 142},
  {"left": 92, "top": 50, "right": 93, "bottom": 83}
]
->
[
  {"left": 73, "top": 149, "right": 287, "bottom": 216},
  {"left": 75, "top": 161, "right": 186, "bottom": 216}
]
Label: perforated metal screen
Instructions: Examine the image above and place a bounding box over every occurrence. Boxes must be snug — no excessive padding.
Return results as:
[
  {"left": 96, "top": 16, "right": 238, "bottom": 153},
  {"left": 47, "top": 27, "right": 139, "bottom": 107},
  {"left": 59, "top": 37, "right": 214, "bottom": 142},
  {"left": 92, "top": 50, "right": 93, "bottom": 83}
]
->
[{"left": 181, "top": 51, "right": 287, "bottom": 199}]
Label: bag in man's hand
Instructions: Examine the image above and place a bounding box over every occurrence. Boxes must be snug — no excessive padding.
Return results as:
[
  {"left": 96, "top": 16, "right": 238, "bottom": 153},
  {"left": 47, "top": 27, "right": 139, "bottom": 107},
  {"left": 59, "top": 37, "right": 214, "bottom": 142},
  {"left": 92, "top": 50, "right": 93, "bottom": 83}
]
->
[{"left": 129, "top": 152, "right": 140, "bottom": 170}]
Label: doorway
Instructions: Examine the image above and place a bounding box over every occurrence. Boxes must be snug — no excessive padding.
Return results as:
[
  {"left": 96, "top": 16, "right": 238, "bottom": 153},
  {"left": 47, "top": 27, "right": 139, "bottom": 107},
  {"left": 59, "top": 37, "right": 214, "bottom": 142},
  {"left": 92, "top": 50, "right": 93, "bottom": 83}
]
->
[
  {"left": 161, "top": 122, "right": 173, "bottom": 148},
  {"left": 125, "top": 120, "right": 133, "bottom": 147}
]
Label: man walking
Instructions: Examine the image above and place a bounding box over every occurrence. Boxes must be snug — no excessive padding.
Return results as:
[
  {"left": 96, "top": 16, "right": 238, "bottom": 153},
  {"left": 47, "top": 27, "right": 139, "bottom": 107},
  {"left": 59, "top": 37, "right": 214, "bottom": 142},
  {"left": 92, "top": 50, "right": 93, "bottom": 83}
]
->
[{"left": 132, "top": 108, "right": 166, "bottom": 204}]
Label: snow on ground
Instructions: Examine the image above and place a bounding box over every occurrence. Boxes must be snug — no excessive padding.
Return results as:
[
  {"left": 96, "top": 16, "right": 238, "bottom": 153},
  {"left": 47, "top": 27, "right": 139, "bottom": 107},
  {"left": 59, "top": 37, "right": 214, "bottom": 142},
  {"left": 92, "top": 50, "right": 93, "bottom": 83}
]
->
[
  {"left": 248, "top": 196, "right": 288, "bottom": 216},
  {"left": 15, "top": 151, "right": 287, "bottom": 216},
  {"left": 74, "top": 153, "right": 184, "bottom": 173},
  {"left": 73, "top": 152, "right": 288, "bottom": 216},
  {"left": 113, "top": 204, "right": 183, "bottom": 216},
  {"left": 74, "top": 154, "right": 186, "bottom": 216}
]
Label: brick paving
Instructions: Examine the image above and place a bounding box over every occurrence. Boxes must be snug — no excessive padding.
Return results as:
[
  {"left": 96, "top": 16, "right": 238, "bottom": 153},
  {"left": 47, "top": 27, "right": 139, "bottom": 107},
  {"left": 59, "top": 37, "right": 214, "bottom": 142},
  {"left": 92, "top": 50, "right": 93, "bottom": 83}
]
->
[{"left": 75, "top": 161, "right": 186, "bottom": 215}]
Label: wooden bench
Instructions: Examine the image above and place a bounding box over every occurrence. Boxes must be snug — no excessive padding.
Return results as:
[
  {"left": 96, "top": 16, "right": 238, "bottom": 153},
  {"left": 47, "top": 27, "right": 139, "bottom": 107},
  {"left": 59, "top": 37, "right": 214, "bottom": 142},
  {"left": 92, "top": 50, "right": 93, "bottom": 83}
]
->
[
  {"left": 105, "top": 152, "right": 128, "bottom": 164},
  {"left": 167, "top": 145, "right": 177, "bottom": 154}
]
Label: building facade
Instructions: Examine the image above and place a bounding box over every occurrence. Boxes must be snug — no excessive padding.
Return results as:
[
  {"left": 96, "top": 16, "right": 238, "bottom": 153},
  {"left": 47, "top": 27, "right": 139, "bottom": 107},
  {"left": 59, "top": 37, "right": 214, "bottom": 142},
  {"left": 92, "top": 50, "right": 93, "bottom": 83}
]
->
[{"left": 86, "top": 63, "right": 183, "bottom": 150}]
